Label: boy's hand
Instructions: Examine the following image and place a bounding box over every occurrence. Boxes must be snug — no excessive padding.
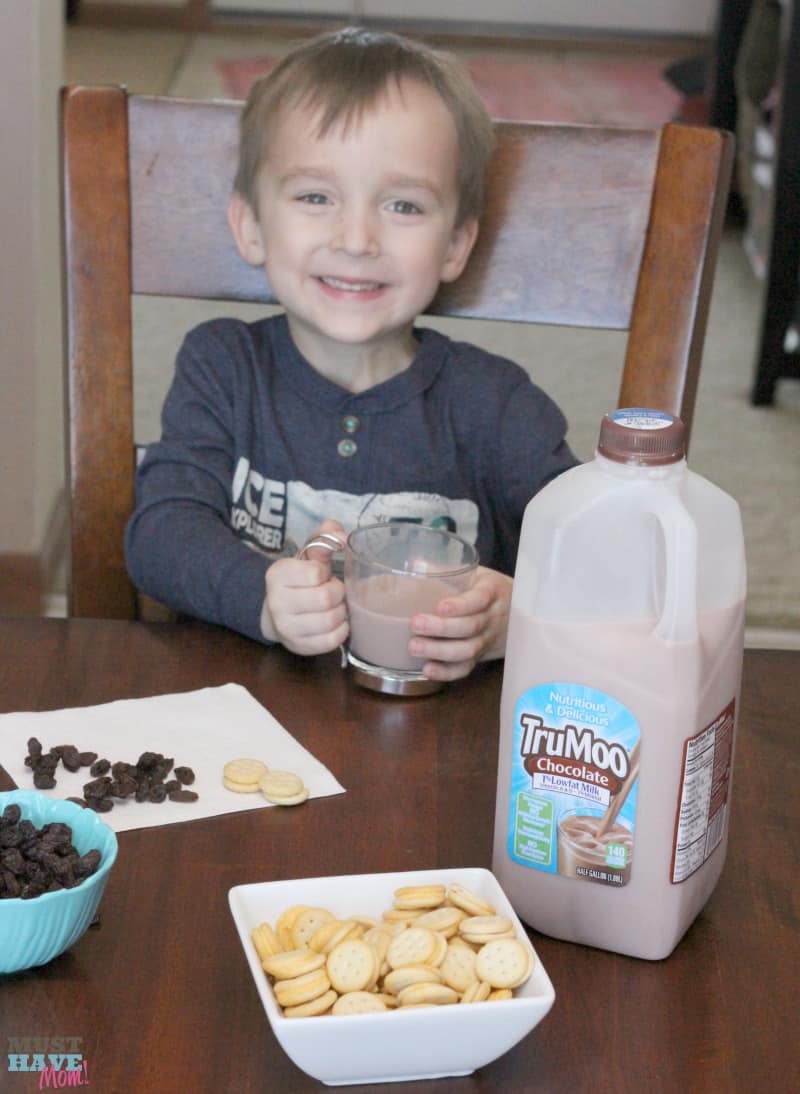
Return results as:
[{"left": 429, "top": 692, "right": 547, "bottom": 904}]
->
[
  {"left": 260, "top": 521, "right": 349, "bottom": 654},
  {"left": 406, "top": 566, "right": 512, "bottom": 682}
]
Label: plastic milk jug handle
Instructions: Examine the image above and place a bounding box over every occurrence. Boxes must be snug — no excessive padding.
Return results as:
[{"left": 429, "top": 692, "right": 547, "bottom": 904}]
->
[{"left": 650, "top": 493, "right": 698, "bottom": 643}]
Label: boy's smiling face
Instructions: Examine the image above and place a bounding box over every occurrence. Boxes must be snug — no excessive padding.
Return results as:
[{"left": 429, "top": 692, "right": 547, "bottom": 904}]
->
[{"left": 228, "top": 78, "right": 478, "bottom": 380}]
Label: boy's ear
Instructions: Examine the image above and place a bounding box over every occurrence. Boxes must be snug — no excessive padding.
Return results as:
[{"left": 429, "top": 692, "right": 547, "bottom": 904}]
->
[
  {"left": 227, "top": 192, "right": 266, "bottom": 266},
  {"left": 440, "top": 217, "right": 479, "bottom": 283}
]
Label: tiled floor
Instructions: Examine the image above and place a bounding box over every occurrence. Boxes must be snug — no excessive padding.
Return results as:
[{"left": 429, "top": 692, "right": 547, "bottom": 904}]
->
[{"left": 64, "top": 23, "right": 692, "bottom": 100}]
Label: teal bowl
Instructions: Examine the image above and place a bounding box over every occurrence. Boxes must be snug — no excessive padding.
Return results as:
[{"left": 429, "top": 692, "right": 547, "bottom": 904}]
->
[{"left": 0, "top": 790, "right": 118, "bottom": 974}]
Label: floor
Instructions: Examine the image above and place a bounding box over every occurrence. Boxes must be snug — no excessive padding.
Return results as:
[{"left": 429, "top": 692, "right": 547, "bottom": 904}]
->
[
  {"left": 6, "top": 18, "right": 799, "bottom": 649},
  {"left": 64, "top": 20, "right": 696, "bottom": 99},
  {"left": 0, "top": 557, "right": 43, "bottom": 617}
]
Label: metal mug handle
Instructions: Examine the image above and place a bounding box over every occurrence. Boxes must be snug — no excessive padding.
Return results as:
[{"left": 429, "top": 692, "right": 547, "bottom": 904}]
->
[
  {"left": 295, "top": 533, "right": 348, "bottom": 667},
  {"left": 295, "top": 532, "right": 346, "bottom": 559}
]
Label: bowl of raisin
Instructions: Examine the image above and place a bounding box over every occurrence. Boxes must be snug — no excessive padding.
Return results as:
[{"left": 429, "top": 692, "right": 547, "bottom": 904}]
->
[{"left": 0, "top": 790, "right": 118, "bottom": 973}]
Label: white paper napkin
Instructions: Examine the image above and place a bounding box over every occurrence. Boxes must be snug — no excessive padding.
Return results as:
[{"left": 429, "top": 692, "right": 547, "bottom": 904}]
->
[{"left": 0, "top": 684, "right": 345, "bottom": 832}]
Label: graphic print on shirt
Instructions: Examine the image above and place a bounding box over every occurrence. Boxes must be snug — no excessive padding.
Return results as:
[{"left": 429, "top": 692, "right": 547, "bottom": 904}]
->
[
  {"left": 230, "top": 457, "right": 479, "bottom": 557},
  {"left": 230, "top": 458, "right": 287, "bottom": 550}
]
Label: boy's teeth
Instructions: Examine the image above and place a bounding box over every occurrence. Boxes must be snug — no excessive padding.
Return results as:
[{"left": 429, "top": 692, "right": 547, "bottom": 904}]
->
[{"left": 321, "top": 277, "right": 381, "bottom": 291}]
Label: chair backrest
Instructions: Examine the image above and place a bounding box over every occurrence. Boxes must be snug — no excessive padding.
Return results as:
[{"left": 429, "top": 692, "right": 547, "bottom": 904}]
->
[{"left": 60, "top": 85, "right": 733, "bottom": 620}]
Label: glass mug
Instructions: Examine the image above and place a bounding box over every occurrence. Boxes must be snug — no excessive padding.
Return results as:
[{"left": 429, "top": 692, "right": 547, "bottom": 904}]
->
[{"left": 299, "top": 522, "right": 479, "bottom": 695}]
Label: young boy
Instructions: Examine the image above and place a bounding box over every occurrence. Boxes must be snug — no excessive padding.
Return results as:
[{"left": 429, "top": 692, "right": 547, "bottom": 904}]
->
[{"left": 124, "top": 27, "right": 577, "bottom": 682}]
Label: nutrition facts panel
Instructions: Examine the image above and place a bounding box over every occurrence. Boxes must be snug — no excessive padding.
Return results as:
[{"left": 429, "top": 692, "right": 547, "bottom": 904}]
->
[{"left": 671, "top": 700, "right": 735, "bottom": 883}]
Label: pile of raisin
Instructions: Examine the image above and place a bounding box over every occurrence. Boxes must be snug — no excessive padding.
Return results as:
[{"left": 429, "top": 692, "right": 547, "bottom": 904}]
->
[
  {"left": 25, "top": 738, "right": 97, "bottom": 790},
  {"left": 24, "top": 738, "right": 198, "bottom": 813},
  {"left": 0, "top": 803, "right": 101, "bottom": 900}
]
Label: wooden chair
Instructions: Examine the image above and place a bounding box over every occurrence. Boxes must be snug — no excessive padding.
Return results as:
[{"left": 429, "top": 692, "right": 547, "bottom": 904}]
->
[{"left": 60, "top": 85, "right": 733, "bottom": 620}]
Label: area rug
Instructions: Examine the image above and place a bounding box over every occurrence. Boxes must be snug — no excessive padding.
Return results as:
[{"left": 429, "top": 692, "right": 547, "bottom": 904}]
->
[{"left": 216, "top": 52, "right": 684, "bottom": 126}]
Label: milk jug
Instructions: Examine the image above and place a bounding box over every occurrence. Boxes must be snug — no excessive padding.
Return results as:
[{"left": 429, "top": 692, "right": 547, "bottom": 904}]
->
[{"left": 492, "top": 409, "right": 746, "bottom": 960}]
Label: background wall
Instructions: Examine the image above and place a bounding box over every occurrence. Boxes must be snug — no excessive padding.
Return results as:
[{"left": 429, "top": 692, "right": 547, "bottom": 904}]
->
[
  {"left": 93, "top": 0, "right": 188, "bottom": 6},
  {"left": 0, "top": 1, "right": 64, "bottom": 557},
  {"left": 210, "top": 0, "right": 718, "bottom": 36}
]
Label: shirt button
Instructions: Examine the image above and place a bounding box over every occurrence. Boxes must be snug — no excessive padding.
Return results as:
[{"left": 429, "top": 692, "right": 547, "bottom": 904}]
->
[
  {"left": 337, "top": 438, "right": 357, "bottom": 458},
  {"left": 342, "top": 414, "right": 360, "bottom": 434}
]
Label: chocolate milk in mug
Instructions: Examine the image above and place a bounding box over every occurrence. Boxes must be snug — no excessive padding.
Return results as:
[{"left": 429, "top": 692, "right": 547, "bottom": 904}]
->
[{"left": 492, "top": 410, "right": 746, "bottom": 960}]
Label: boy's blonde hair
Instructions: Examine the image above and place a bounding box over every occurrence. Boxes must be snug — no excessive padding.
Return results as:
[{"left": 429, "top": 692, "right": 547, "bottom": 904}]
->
[{"left": 233, "top": 26, "right": 495, "bottom": 226}]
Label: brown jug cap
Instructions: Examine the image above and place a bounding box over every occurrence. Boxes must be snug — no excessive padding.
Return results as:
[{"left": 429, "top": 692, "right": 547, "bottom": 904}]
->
[{"left": 597, "top": 408, "right": 686, "bottom": 466}]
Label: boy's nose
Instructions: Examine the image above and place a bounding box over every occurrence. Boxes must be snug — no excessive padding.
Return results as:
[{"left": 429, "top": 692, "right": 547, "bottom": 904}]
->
[{"left": 331, "top": 205, "right": 379, "bottom": 257}]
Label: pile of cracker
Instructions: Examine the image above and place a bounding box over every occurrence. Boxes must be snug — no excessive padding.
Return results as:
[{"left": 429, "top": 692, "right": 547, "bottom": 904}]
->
[
  {"left": 223, "top": 758, "right": 308, "bottom": 806},
  {"left": 251, "top": 881, "right": 535, "bottom": 1017}
]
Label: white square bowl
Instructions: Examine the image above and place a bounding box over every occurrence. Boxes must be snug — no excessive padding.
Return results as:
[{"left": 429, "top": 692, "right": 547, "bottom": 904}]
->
[{"left": 229, "top": 867, "right": 555, "bottom": 1085}]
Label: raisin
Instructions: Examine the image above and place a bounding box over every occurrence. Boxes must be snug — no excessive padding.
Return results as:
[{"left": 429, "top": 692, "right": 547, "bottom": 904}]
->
[
  {"left": 1, "top": 804, "right": 22, "bottom": 826},
  {"left": 0, "top": 827, "right": 23, "bottom": 849},
  {"left": 23, "top": 860, "right": 48, "bottom": 884},
  {"left": 0, "top": 848, "right": 25, "bottom": 873},
  {"left": 80, "top": 849, "right": 101, "bottom": 874},
  {"left": 85, "top": 796, "right": 113, "bottom": 813},
  {"left": 43, "top": 823, "right": 73, "bottom": 841},
  {"left": 83, "top": 776, "right": 112, "bottom": 798},
  {"left": 168, "top": 789, "right": 199, "bottom": 803},
  {"left": 153, "top": 757, "right": 174, "bottom": 780},
  {"left": 111, "top": 775, "right": 138, "bottom": 798},
  {"left": 21, "top": 881, "right": 49, "bottom": 899},
  {"left": 1, "top": 869, "right": 21, "bottom": 898},
  {"left": 148, "top": 784, "right": 167, "bottom": 803},
  {"left": 33, "top": 771, "right": 57, "bottom": 790},
  {"left": 49, "top": 857, "right": 74, "bottom": 884},
  {"left": 79, "top": 751, "right": 98, "bottom": 766},
  {"left": 27, "top": 736, "right": 43, "bottom": 758},
  {"left": 136, "top": 751, "right": 160, "bottom": 771},
  {"left": 89, "top": 758, "right": 111, "bottom": 776},
  {"left": 61, "top": 745, "right": 82, "bottom": 772},
  {"left": 174, "top": 766, "right": 195, "bottom": 785}
]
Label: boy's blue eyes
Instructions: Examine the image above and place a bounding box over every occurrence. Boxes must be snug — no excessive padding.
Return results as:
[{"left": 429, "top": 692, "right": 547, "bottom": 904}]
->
[
  {"left": 387, "top": 200, "right": 421, "bottom": 216},
  {"left": 294, "top": 194, "right": 422, "bottom": 215}
]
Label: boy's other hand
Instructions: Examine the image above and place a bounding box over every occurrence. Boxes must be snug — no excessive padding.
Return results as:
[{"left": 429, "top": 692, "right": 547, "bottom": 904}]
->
[
  {"left": 260, "top": 520, "right": 349, "bottom": 654},
  {"left": 407, "top": 566, "right": 512, "bottom": 682}
]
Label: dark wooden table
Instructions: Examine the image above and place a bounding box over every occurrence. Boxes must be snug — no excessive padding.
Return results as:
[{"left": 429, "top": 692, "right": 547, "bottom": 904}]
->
[{"left": 0, "top": 618, "right": 797, "bottom": 1093}]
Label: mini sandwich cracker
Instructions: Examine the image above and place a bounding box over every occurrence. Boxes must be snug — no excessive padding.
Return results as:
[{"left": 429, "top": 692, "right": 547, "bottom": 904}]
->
[
  {"left": 223, "top": 758, "right": 309, "bottom": 805},
  {"left": 250, "top": 881, "right": 535, "bottom": 1018}
]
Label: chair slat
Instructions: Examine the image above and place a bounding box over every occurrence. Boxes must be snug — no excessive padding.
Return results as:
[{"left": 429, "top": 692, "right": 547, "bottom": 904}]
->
[
  {"left": 62, "top": 85, "right": 137, "bottom": 619},
  {"left": 129, "top": 96, "right": 267, "bottom": 302},
  {"left": 436, "top": 123, "right": 662, "bottom": 327},
  {"left": 620, "top": 123, "right": 733, "bottom": 438}
]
